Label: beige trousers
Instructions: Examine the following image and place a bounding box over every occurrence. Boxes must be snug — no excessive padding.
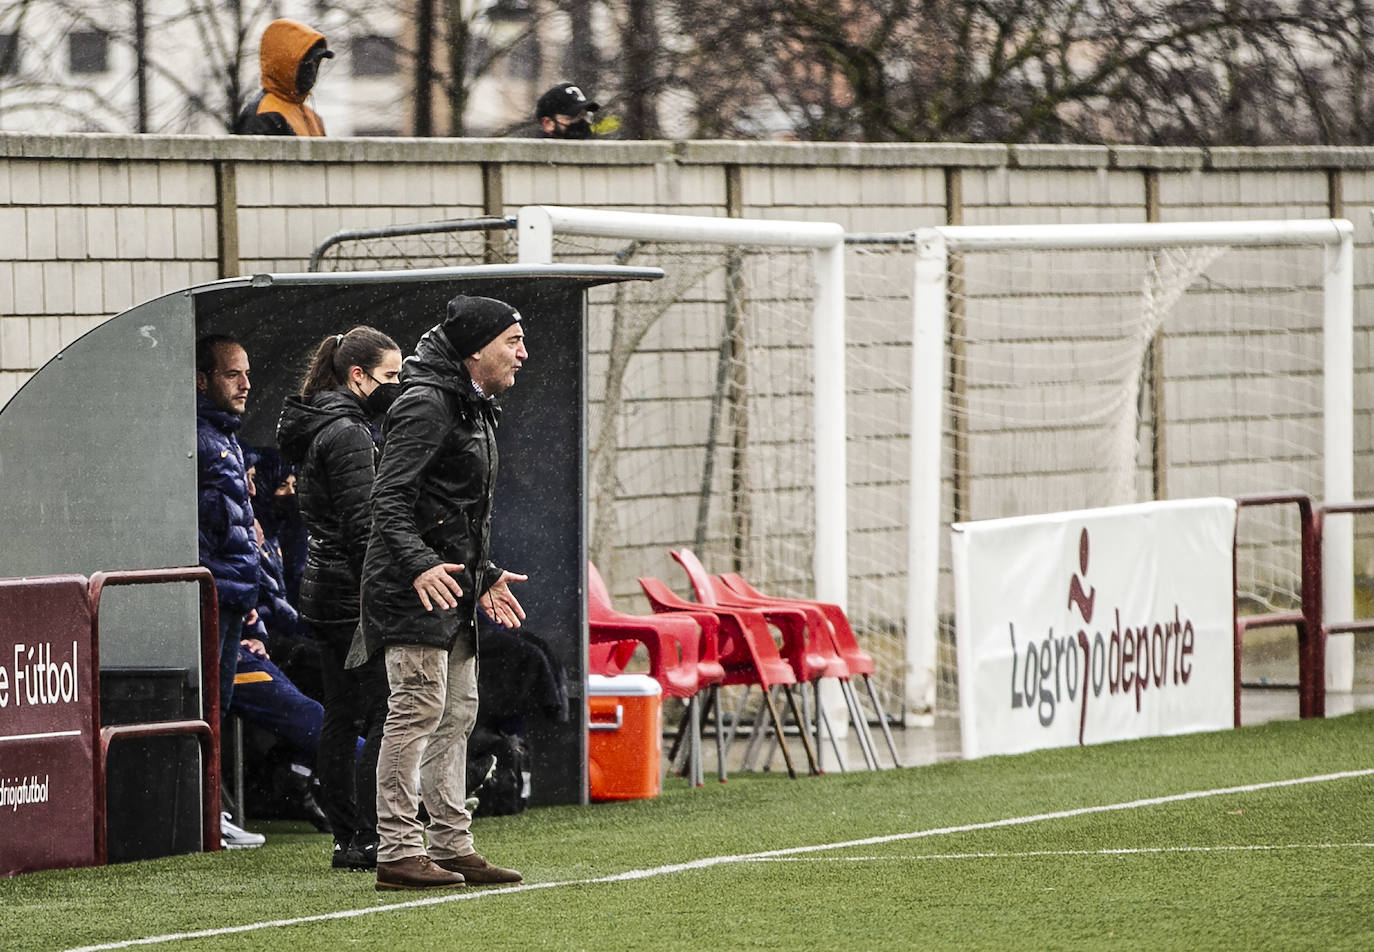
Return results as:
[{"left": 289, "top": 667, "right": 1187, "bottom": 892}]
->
[{"left": 375, "top": 640, "right": 479, "bottom": 863}]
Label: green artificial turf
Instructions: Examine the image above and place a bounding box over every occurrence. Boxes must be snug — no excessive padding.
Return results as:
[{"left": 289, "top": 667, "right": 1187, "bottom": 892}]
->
[{"left": 4, "top": 711, "right": 1373, "bottom": 951}]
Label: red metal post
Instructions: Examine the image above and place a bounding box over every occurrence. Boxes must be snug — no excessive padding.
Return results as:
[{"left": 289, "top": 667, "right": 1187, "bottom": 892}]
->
[
  {"left": 1233, "top": 493, "right": 1321, "bottom": 723},
  {"left": 1312, "top": 500, "right": 1374, "bottom": 716},
  {"left": 88, "top": 568, "right": 221, "bottom": 863}
]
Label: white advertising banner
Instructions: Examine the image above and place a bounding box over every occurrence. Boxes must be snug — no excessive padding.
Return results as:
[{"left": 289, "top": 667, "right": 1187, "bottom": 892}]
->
[{"left": 952, "top": 498, "right": 1236, "bottom": 760}]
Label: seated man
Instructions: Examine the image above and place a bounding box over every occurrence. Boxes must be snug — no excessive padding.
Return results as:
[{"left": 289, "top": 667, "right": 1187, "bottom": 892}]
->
[{"left": 222, "top": 519, "right": 332, "bottom": 844}]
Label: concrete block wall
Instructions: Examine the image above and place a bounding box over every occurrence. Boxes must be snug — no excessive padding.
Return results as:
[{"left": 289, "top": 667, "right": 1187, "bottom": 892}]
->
[
  {"left": 5, "top": 132, "right": 1374, "bottom": 622},
  {"left": 0, "top": 151, "right": 221, "bottom": 404}
]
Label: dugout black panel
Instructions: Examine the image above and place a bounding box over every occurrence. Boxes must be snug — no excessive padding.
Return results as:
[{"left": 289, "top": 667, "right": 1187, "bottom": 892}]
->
[{"left": 193, "top": 266, "right": 660, "bottom": 807}]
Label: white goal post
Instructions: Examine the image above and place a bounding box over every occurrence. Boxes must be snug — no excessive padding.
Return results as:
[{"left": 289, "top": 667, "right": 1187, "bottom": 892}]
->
[
  {"left": 907, "top": 218, "right": 1356, "bottom": 715},
  {"left": 518, "top": 204, "right": 850, "bottom": 607}
]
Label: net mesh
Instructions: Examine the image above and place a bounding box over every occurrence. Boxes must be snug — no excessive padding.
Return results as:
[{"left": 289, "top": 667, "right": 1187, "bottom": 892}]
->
[
  {"left": 309, "top": 220, "right": 516, "bottom": 271},
  {"left": 563, "top": 235, "right": 821, "bottom": 607}
]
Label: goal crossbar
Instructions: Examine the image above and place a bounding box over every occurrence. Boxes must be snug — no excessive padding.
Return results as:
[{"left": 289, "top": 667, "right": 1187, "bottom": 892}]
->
[{"left": 915, "top": 218, "right": 1351, "bottom": 252}]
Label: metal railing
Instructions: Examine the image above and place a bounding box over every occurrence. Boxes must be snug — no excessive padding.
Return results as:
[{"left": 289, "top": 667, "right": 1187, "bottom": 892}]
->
[
  {"left": 307, "top": 216, "right": 517, "bottom": 271},
  {"left": 1232, "top": 493, "right": 1323, "bottom": 724},
  {"left": 89, "top": 567, "right": 221, "bottom": 863}
]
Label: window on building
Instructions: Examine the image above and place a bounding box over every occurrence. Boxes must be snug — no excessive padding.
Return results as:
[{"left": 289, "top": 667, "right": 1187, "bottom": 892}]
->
[
  {"left": 69, "top": 31, "right": 110, "bottom": 74},
  {"left": 351, "top": 35, "right": 397, "bottom": 77},
  {"left": 0, "top": 33, "right": 19, "bottom": 76}
]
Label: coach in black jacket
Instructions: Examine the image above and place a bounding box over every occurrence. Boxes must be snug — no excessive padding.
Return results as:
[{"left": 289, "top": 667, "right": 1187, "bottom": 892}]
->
[{"left": 360, "top": 295, "right": 529, "bottom": 892}]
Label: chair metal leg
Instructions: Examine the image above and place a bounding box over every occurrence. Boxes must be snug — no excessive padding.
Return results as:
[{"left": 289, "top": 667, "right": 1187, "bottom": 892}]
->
[
  {"left": 722, "top": 686, "right": 751, "bottom": 758},
  {"left": 706, "top": 686, "right": 728, "bottom": 782},
  {"left": 803, "top": 679, "right": 823, "bottom": 773},
  {"left": 667, "top": 703, "right": 692, "bottom": 776},
  {"left": 781, "top": 684, "right": 821, "bottom": 775},
  {"left": 759, "top": 692, "right": 785, "bottom": 768},
  {"left": 740, "top": 688, "right": 772, "bottom": 771},
  {"left": 688, "top": 693, "right": 704, "bottom": 786},
  {"left": 816, "top": 683, "right": 847, "bottom": 772},
  {"left": 841, "top": 679, "right": 879, "bottom": 770},
  {"left": 864, "top": 674, "right": 904, "bottom": 769},
  {"left": 759, "top": 685, "right": 799, "bottom": 779}
]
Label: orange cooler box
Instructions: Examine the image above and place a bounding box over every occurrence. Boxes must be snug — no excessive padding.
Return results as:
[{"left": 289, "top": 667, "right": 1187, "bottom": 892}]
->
[{"left": 588, "top": 674, "right": 662, "bottom": 801}]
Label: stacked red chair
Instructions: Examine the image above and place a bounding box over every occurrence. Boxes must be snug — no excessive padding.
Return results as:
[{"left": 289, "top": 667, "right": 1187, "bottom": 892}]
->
[
  {"left": 718, "top": 572, "right": 902, "bottom": 768},
  {"left": 639, "top": 568, "right": 821, "bottom": 778},
  {"left": 671, "top": 549, "right": 858, "bottom": 771},
  {"left": 587, "top": 561, "right": 721, "bottom": 785}
]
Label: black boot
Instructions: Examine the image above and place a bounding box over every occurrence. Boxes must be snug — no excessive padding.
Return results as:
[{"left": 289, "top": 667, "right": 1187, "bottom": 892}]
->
[
  {"left": 350, "top": 834, "right": 378, "bottom": 870},
  {"left": 331, "top": 837, "right": 359, "bottom": 870}
]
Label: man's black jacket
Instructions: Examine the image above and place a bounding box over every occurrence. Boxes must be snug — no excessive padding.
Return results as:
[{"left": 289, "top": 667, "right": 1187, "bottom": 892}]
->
[{"left": 359, "top": 326, "right": 504, "bottom": 655}]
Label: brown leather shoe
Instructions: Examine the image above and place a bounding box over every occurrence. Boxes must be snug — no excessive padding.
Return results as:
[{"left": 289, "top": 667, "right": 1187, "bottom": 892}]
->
[
  {"left": 375, "top": 855, "right": 466, "bottom": 891},
  {"left": 435, "top": 852, "right": 523, "bottom": 884}
]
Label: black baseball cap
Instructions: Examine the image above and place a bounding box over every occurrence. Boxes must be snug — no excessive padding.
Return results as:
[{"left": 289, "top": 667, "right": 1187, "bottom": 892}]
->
[{"left": 536, "top": 82, "right": 599, "bottom": 120}]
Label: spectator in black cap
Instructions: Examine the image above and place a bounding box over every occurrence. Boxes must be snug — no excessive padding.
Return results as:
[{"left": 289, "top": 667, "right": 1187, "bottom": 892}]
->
[{"left": 536, "top": 82, "right": 599, "bottom": 138}]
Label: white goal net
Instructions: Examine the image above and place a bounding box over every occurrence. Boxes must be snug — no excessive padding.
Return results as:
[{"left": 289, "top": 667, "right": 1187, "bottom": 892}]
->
[{"left": 846, "top": 219, "right": 1355, "bottom": 715}]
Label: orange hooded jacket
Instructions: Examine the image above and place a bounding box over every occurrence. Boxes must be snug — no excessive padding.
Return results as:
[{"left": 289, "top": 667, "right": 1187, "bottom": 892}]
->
[{"left": 234, "top": 19, "right": 328, "bottom": 136}]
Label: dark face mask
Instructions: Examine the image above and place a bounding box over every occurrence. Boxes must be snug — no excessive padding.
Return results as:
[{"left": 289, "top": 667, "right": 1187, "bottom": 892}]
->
[
  {"left": 296, "top": 45, "right": 330, "bottom": 96},
  {"left": 296, "top": 60, "right": 319, "bottom": 96},
  {"left": 559, "top": 119, "right": 592, "bottom": 139},
  {"left": 269, "top": 494, "right": 299, "bottom": 521},
  {"left": 365, "top": 382, "right": 401, "bottom": 416}
]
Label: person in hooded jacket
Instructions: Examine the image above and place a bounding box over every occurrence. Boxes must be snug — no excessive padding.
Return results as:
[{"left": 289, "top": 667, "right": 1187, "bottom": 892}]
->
[
  {"left": 277, "top": 326, "right": 402, "bottom": 871},
  {"left": 251, "top": 447, "right": 307, "bottom": 611},
  {"left": 357, "top": 295, "right": 529, "bottom": 892},
  {"left": 233, "top": 18, "right": 332, "bottom": 136}
]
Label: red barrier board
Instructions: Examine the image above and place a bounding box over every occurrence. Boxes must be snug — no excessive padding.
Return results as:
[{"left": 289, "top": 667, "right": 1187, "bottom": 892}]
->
[{"left": 0, "top": 576, "right": 96, "bottom": 878}]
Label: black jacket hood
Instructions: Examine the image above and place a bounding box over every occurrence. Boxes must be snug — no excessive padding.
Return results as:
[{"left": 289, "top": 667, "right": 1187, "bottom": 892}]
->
[
  {"left": 402, "top": 324, "right": 486, "bottom": 400},
  {"left": 277, "top": 388, "right": 368, "bottom": 464}
]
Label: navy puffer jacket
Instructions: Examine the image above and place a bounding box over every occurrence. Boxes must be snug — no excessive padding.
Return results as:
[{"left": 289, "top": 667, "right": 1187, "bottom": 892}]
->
[{"left": 196, "top": 393, "right": 260, "bottom": 609}]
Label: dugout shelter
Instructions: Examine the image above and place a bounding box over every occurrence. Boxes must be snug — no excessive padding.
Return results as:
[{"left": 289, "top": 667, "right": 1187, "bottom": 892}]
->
[{"left": 0, "top": 264, "right": 661, "bottom": 871}]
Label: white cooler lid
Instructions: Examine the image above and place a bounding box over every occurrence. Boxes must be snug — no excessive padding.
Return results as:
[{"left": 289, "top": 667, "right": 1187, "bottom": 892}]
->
[{"left": 587, "top": 673, "right": 662, "bottom": 697}]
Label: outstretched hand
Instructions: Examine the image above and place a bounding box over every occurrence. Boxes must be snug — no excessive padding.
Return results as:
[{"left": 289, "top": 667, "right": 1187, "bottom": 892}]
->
[
  {"left": 413, "top": 562, "right": 465, "bottom": 611},
  {"left": 480, "top": 570, "right": 529, "bottom": 628}
]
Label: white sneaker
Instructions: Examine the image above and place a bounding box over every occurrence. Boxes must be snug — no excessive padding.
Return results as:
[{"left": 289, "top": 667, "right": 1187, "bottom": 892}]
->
[{"left": 220, "top": 812, "right": 265, "bottom": 849}]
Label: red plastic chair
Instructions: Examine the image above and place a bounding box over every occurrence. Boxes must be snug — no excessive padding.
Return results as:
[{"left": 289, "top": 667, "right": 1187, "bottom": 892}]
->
[
  {"left": 588, "top": 561, "right": 715, "bottom": 785},
  {"left": 719, "top": 572, "right": 902, "bottom": 769},
  {"left": 672, "top": 549, "right": 852, "bottom": 771},
  {"left": 639, "top": 572, "right": 820, "bottom": 778}
]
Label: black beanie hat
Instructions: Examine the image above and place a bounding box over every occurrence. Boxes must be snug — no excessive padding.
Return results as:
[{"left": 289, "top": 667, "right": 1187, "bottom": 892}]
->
[{"left": 441, "top": 295, "right": 521, "bottom": 357}]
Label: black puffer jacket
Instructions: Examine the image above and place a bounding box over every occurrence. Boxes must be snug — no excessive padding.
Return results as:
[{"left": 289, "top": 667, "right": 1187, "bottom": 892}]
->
[
  {"left": 359, "top": 326, "right": 503, "bottom": 654},
  {"left": 277, "top": 388, "right": 377, "bottom": 633}
]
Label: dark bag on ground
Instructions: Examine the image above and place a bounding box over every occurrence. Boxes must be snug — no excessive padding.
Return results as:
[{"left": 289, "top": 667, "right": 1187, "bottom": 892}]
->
[
  {"left": 467, "top": 725, "right": 531, "bottom": 816},
  {"left": 465, "top": 626, "right": 568, "bottom": 817}
]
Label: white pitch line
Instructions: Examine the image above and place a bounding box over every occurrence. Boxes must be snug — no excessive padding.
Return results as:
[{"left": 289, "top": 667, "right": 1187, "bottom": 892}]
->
[
  {"left": 61, "top": 767, "right": 1374, "bottom": 952},
  {"left": 746, "top": 843, "right": 1374, "bottom": 862}
]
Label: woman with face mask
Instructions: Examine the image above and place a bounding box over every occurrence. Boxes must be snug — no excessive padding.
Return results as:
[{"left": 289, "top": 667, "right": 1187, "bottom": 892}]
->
[{"left": 277, "top": 325, "right": 402, "bottom": 871}]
